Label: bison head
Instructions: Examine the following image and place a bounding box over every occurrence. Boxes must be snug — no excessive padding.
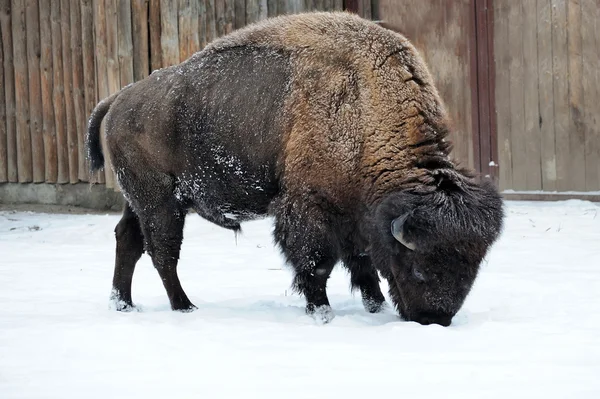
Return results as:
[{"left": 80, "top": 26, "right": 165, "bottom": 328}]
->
[{"left": 370, "top": 176, "right": 504, "bottom": 327}]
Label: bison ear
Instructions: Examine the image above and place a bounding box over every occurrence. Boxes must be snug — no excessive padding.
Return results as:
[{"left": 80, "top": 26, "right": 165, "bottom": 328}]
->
[{"left": 391, "top": 213, "right": 416, "bottom": 251}]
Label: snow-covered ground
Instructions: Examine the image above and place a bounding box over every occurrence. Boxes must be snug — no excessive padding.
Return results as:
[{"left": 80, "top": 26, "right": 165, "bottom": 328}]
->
[{"left": 1, "top": 200, "right": 599, "bottom": 398}]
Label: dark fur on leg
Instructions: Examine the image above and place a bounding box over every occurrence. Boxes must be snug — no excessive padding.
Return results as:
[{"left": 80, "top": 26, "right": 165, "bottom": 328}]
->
[
  {"left": 343, "top": 254, "right": 386, "bottom": 313},
  {"left": 110, "top": 203, "right": 144, "bottom": 311},
  {"left": 138, "top": 199, "right": 196, "bottom": 312}
]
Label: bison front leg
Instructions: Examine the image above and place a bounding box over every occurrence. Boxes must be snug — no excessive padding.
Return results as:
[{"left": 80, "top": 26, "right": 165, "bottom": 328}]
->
[
  {"left": 139, "top": 201, "right": 196, "bottom": 312},
  {"left": 272, "top": 194, "right": 338, "bottom": 324},
  {"left": 343, "top": 255, "right": 386, "bottom": 313},
  {"left": 110, "top": 203, "right": 144, "bottom": 311}
]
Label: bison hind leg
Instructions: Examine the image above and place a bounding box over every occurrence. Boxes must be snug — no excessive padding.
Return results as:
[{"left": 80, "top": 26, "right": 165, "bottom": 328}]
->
[{"left": 110, "top": 202, "right": 144, "bottom": 311}]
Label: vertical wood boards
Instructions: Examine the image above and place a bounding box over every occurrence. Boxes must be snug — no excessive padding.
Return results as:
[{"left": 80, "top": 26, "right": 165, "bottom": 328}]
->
[
  {"left": 12, "top": 0, "right": 32, "bottom": 182},
  {"left": 537, "top": 0, "right": 557, "bottom": 191},
  {"left": 132, "top": 0, "right": 150, "bottom": 81},
  {"left": 149, "top": 0, "right": 162, "bottom": 70},
  {"left": 71, "top": 0, "right": 88, "bottom": 181},
  {"left": 26, "top": 0, "right": 43, "bottom": 182},
  {"left": 0, "top": 0, "right": 17, "bottom": 182},
  {"left": 51, "top": 0, "right": 68, "bottom": 183},
  {"left": 39, "top": 0, "right": 57, "bottom": 182}
]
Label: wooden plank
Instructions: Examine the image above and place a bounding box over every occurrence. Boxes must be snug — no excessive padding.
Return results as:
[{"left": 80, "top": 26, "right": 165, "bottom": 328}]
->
[
  {"left": 507, "top": 2, "right": 526, "bottom": 190},
  {"left": 234, "top": 0, "right": 245, "bottom": 29},
  {"left": 205, "top": 0, "right": 216, "bottom": 43},
  {"left": 485, "top": 0, "right": 499, "bottom": 184},
  {"left": 596, "top": 0, "right": 600, "bottom": 189},
  {"left": 71, "top": 0, "right": 88, "bottom": 182},
  {"left": 522, "top": 0, "right": 542, "bottom": 190},
  {"left": 160, "top": 0, "right": 179, "bottom": 66},
  {"left": 61, "top": 0, "right": 78, "bottom": 183},
  {"left": 26, "top": 0, "right": 44, "bottom": 182},
  {"left": 93, "top": 0, "right": 110, "bottom": 185},
  {"left": 334, "top": 0, "right": 343, "bottom": 11},
  {"left": 246, "top": 0, "right": 259, "bottom": 24},
  {"left": 0, "top": 0, "right": 17, "bottom": 182},
  {"left": 179, "top": 0, "right": 199, "bottom": 61},
  {"left": 551, "top": 0, "right": 570, "bottom": 191},
  {"left": 198, "top": 0, "right": 207, "bottom": 48},
  {"left": 258, "top": 0, "right": 267, "bottom": 19},
  {"left": 268, "top": 0, "right": 277, "bottom": 17},
  {"left": 581, "top": 0, "right": 598, "bottom": 190},
  {"left": 51, "top": 0, "right": 68, "bottom": 183},
  {"left": 566, "top": 0, "right": 585, "bottom": 191},
  {"left": 39, "top": 0, "right": 57, "bottom": 183},
  {"left": 493, "top": 0, "right": 512, "bottom": 190},
  {"left": 81, "top": 0, "right": 102, "bottom": 183},
  {"left": 132, "top": 0, "right": 150, "bottom": 81},
  {"left": 215, "top": 0, "right": 224, "bottom": 36},
  {"left": 105, "top": 0, "right": 119, "bottom": 188},
  {"left": 12, "top": 0, "right": 32, "bottom": 183},
  {"left": 117, "top": 0, "right": 134, "bottom": 88},
  {"left": 537, "top": 0, "right": 557, "bottom": 191},
  {"left": 224, "top": 0, "right": 234, "bottom": 34},
  {"left": 149, "top": 0, "right": 162, "bottom": 70},
  {"left": 0, "top": 22, "right": 5, "bottom": 182},
  {"left": 276, "top": 0, "right": 287, "bottom": 15}
]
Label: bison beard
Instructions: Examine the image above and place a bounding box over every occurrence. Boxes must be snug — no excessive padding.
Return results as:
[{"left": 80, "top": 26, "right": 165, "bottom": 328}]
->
[{"left": 86, "top": 12, "right": 504, "bottom": 326}]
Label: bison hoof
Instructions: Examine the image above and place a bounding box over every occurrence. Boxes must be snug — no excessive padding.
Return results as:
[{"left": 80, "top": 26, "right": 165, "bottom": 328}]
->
[
  {"left": 108, "top": 296, "right": 138, "bottom": 312},
  {"left": 363, "top": 298, "right": 386, "bottom": 314},
  {"left": 172, "top": 303, "right": 197, "bottom": 313},
  {"left": 306, "top": 304, "right": 335, "bottom": 324}
]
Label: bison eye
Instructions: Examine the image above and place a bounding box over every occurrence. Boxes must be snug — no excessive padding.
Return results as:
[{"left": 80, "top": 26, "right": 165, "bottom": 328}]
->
[{"left": 412, "top": 267, "right": 426, "bottom": 282}]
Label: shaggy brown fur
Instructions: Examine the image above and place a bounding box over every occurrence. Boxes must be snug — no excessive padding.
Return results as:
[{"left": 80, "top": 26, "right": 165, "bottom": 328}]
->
[{"left": 86, "top": 12, "right": 504, "bottom": 326}]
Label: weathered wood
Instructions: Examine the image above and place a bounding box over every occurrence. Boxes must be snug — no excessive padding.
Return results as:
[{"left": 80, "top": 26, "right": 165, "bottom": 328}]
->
[
  {"left": 551, "top": 0, "right": 570, "bottom": 191},
  {"left": 0, "top": 24, "right": 5, "bottom": 182},
  {"left": 70, "top": 0, "right": 88, "bottom": 181},
  {"left": 160, "top": 0, "right": 180, "bottom": 66},
  {"left": 268, "top": 0, "right": 277, "bottom": 17},
  {"left": 179, "top": 0, "right": 199, "bottom": 61},
  {"left": 81, "top": 0, "right": 102, "bottom": 183},
  {"left": 132, "top": 0, "right": 150, "bottom": 81},
  {"left": 205, "top": 0, "right": 216, "bottom": 42},
  {"left": 25, "top": 0, "right": 44, "bottom": 182},
  {"left": 246, "top": 0, "right": 259, "bottom": 24},
  {"left": 215, "top": 0, "right": 224, "bottom": 37},
  {"left": 234, "top": 0, "right": 245, "bottom": 28},
  {"left": 105, "top": 0, "right": 119, "bottom": 188},
  {"left": 537, "top": 0, "right": 557, "bottom": 191},
  {"left": 39, "top": 0, "right": 57, "bottom": 183},
  {"left": 61, "top": 0, "right": 78, "bottom": 183},
  {"left": 0, "top": 0, "right": 16, "bottom": 182},
  {"left": 493, "top": 0, "right": 512, "bottom": 190},
  {"left": 334, "top": 0, "right": 343, "bottom": 11},
  {"left": 198, "top": 0, "right": 207, "bottom": 48},
  {"left": 507, "top": 2, "right": 526, "bottom": 190},
  {"left": 224, "top": 0, "right": 234, "bottom": 34},
  {"left": 12, "top": 0, "right": 32, "bottom": 182},
  {"left": 566, "top": 0, "right": 585, "bottom": 191},
  {"left": 522, "top": 0, "right": 542, "bottom": 190},
  {"left": 149, "top": 0, "right": 162, "bottom": 70},
  {"left": 52, "top": 0, "right": 68, "bottom": 183},
  {"left": 117, "top": 0, "right": 134, "bottom": 88},
  {"left": 276, "top": 0, "right": 287, "bottom": 15},
  {"left": 581, "top": 0, "right": 599, "bottom": 190},
  {"left": 258, "top": 0, "right": 267, "bottom": 19}
]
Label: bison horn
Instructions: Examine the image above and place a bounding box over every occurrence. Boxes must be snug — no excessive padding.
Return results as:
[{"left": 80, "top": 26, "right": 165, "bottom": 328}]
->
[{"left": 391, "top": 214, "right": 416, "bottom": 251}]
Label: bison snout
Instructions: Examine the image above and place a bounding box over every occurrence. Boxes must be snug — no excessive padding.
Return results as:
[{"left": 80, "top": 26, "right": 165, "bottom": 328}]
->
[{"left": 410, "top": 312, "right": 452, "bottom": 327}]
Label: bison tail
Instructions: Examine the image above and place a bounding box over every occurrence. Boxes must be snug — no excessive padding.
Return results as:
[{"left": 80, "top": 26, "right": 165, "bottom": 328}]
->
[{"left": 86, "top": 91, "right": 119, "bottom": 173}]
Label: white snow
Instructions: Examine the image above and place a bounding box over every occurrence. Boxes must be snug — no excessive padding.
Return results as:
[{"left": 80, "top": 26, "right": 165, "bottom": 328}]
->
[{"left": 1, "top": 200, "right": 599, "bottom": 398}]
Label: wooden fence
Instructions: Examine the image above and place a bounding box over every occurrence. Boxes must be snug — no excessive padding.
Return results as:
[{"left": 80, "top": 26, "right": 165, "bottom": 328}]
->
[
  {"left": 1, "top": 0, "right": 375, "bottom": 189},
  {"left": 494, "top": 0, "right": 600, "bottom": 193}
]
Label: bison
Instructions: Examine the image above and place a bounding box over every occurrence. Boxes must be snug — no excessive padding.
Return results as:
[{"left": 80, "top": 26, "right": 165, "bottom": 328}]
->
[{"left": 86, "top": 11, "right": 504, "bottom": 326}]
